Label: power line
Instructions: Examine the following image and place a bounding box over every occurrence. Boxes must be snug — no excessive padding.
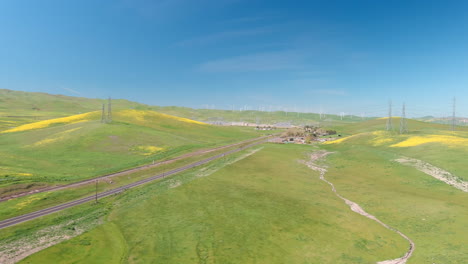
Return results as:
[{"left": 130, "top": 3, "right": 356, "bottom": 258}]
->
[
  {"left": 400, "top": 103, "right": 408, "bottom": 134},
  {"left": 386, "top": 100, "right": 393, "bottom": 131},
  {"left": 101, "top": 103, "right": 105, "bottom": 123}
]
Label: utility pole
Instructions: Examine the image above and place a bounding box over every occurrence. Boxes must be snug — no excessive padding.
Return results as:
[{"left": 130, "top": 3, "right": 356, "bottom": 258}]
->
[
  {"left": 101, "top": 104, "right": 105, "bottom": 123},
  {"left": 452, "top": 97, "right": 456, "bottom": 131},
  {"left": 386, "top": 100, "right": 393, "bottom": 131},
  {"left": 107, "top": 97, "right": 112, "bottom": 123},
  {"left": 95, "top": 180, "right": 98, "bottom": 203},
  {"left": 400, "top": 103, "right": 408, "bottom": 134}
]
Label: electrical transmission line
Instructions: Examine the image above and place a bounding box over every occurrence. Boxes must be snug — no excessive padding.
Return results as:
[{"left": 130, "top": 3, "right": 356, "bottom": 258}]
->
[
  {"left": 107, "top": 97, "right": 112, "bottom": 123},
  {"left": 101, "top": 103, "right": 105, "bottom": 123},
  {"left": 386, "top": 100, "right": 393, "bottom": 131},
  {"left": 400, "top": 103, "right": 408, "bottom": 134}
]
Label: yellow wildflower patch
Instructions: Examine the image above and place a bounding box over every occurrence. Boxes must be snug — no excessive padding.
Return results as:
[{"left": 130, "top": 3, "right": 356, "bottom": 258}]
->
[
  {"left": 31, "top": 127, "right": 83, "bottom": 147},
  {"left": 1, "top": 112, "right": 97, "bottom": 133},
  {"left": 323, "top": 134, "right": 357, "bottom": 144},
  {"left": 0, "top": 166, "right": 33, "bottom": 177},
  {"left": 370, "top": 131, "right": 398, "bottom": 146},
  {"left": 16, "top": 173, "right": 33, "bottom": 176},
  {"left": 118, "top": 109, "right": 147, "bottom": 122},
  {"left": 324, "top": 131, "right": 396, "bottom": 146},
  {"left": 16, "top": 194, "right": 47, "bottom": 210},
  {"left": 158, "top": 112, "right": 207, "bottom": 125},
  {"left": 117, "top": 109, "right": 207, "bottom": 125},
  {"left": 135, "top": 145, "right": 165, "bottom": 156},
  {"left": 391, "top": 135, "right": 468, "bottom": 148}
]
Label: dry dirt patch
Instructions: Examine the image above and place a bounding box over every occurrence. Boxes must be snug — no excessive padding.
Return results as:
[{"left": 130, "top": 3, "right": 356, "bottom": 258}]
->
[
  {"left": 302, "top": 151, "right": 414, "bottom": 264},
  {"left": 395, "top": 157, "right": 467, "bottom": 192},
  {"left": 0, "top": 217, "right": 99, "bottom": 264}
]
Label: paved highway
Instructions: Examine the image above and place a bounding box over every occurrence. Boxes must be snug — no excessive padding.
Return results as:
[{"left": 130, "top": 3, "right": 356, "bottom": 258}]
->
[{"left": 0, "top": 139, "right": 268, "bottom": 230}]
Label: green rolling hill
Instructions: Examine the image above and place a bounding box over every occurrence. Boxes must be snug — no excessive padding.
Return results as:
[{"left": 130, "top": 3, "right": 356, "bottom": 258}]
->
[
  {"left": 0, "top": 108, "right": 262, "bottom": 197},
  {"left": 0, "top": 89, "right": 365, "bottom": 131}
]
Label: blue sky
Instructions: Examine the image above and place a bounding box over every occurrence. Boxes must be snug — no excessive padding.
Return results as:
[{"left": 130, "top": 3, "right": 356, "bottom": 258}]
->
[{"left": 1, "top": 0, "right": 468, "bottom": 117}]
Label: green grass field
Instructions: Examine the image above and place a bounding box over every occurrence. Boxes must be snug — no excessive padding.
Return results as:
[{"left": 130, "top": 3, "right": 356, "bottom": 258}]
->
[
  {"left": 13, "top": 123, "right": 468, "bottom": 264},
  {"left": 17, "top": 144, "right": 408, "bottom": 264},
  {"left": 2, "top": 90, "right": 468, "bottom": 263},
  {"left": 322, "top": 128, "right": 468, "bottom": 263},
  {"left": 0, "top": 108, "right": 266, "bottom": 197}
]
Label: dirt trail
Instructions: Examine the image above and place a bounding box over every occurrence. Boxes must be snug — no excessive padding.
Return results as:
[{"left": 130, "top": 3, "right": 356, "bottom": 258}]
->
[
  {"left": 304, "top": 151, "right": 414, "bottom": 264},
  {"left": 395, "top": 157, "right": 468, "bottom": 192}
]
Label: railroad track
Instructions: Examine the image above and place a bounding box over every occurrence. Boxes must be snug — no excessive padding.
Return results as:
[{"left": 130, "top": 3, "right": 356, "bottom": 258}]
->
[
  {"left": 0, "top": 135, "right": 271, "bottom": 202},
  {"left": 0, "top": 138, "right": 268, "bottom": 229}
]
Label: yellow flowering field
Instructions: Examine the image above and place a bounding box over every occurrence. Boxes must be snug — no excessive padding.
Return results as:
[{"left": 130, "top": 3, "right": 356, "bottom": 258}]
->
[
  {"left": 30, "top": 127, "right": 83, "bottom": 147},
  {"left": 15, "top": 193, "right": 47, "bottom": 210},
  {"left": 323, "top": 136, "right": 354, "bottom": 144},
  {"left": 134, "top": 145, "right": 165, "bottom": 155},
  {"left": 391, "top": 135, "right": 468, "bottom": 147},
  {"left": 323, "top": 132, "right": 370, "bottom": 145},
  {"left": 370, "top": 131, "right": 399, "bottom": 146},
  {"left": 117, "top": 109, "right": 207, "bottom": 125},
  {"left": 0, "top": 166, "right": 33, "bottom": 177},
  {"left": 1, "top": 112, "right": 97, "bottom": 133}
]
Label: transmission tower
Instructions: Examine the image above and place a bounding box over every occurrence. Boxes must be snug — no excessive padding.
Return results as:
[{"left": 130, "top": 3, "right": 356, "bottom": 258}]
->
[
  {"left": 400, "top": 103, "right": 408, "bottom": 134},
  {"left": 451, "top": 97, "right": 456, "bottom": 131},
  {"left": 101, "top": 103, "right": 105, "bottom": 123},
  {"left": 107, "top": 97, "right": 112, "bottom": 123},
  {"left": 386, "top": 100, "right": 393, "bottom": 131}
]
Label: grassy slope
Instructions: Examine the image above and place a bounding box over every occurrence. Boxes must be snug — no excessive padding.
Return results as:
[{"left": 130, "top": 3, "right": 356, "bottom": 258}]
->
[
  {"left": 20, "top": 144, "right": 406, "bottom": 264},
  {"left": 0, "top": 89, "right": 364, "bottom": 130},
  {"left": 327, "top": 117, "right": 462, "bottom": 135},
  {"left": 327, "top": 118, "right": 468, "bottom": 180},
  {"left": 0, "top": 89, "right": 149, "bottom": 130},
  {"left": 151, "top": 106, "right": 362, "bottom": 126},
  {"left": 322, "top": 129, "right": 468, "bottom": 263},
  {"left": 0, "top": 109, "right": 262, "bottom": 194}
]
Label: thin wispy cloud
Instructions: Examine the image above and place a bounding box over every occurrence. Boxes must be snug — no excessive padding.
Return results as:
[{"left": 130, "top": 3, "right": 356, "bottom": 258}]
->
[
  {"left": 197, "top": 50, "right": 305, "bottom": 72},
  {"left": 117, "top": 0, "right": 185, "bottom": 19},
  {"left": 61, "top": 87, "right": 81, "bottom": 95},
  {"left": 118, "top": 0, "right": 240, "bottom": 20},
  {"left": 176, "top": 27, "right": 273, "bottom": 47}
]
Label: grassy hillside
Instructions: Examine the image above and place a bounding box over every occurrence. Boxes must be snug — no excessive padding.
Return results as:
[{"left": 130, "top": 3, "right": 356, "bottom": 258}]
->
[
  {"left": 2, "top": 118, "right": 467, "bottom": 263},
  {"left": 0, "top": 109, "right": 262, "bottom": 196},
  {"left": 0, "top": 89, "right": 365, "bottom": 131},
  {"left": 151, "top": 106, "right": 364, "bottom": 126},
  {"left": 321, "top": 127, "right": 468, "bottom": 263},
  {"left": 19, "top": 144, "right": 407, "bottom": 264},
  {"left": 326, "top": 117, "right": 465, "bottom": 136},
  {"left": 416, "top": 116, "right": 468, "bottom": 127},
  {"left": 0, "top": 89, "right": 150, "bottom": 130}
]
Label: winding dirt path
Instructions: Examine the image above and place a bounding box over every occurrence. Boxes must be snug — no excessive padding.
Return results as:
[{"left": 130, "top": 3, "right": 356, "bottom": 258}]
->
[{"left": 304, "top": 151, "right": 415, "bottom": 264}]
